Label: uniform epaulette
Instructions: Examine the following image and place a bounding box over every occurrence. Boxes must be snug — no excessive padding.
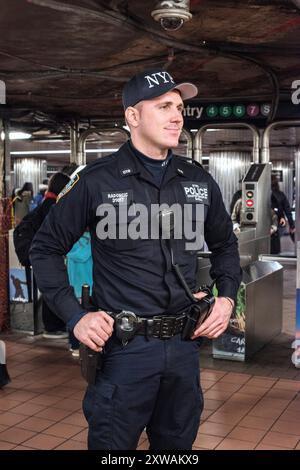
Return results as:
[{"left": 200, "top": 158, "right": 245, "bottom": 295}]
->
[
  {"left": 79, "top": 152, "right": 118, "bottom": 177},
  {"left": 176, "top": 155, "right": 204, "bottom": 169}
]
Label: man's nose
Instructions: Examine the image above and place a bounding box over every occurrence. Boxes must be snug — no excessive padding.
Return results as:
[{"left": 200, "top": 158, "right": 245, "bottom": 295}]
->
[{"left": 170, "top": 108, "right": 183, "bottom": 122}]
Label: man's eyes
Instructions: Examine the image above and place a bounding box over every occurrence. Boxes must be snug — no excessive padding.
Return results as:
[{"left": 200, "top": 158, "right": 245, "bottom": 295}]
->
[{"left": 160, "top": 104, "right": 183, "bottom": 112}]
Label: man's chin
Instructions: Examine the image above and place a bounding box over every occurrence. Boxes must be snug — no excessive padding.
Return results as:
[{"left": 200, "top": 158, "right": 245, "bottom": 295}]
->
[{"left": 165, "top": 138, "right": 180, "bottom": 148}]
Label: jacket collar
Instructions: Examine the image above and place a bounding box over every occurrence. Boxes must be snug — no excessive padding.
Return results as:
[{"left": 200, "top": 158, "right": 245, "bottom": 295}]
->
[{"left": 116, "top": 141, "right": 188, "bottom": 187}]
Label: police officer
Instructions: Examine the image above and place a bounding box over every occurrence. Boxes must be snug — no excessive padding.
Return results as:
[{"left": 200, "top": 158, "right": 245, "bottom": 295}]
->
[{"left": 30, "top": 69, "right": 241, "bottom": 450}]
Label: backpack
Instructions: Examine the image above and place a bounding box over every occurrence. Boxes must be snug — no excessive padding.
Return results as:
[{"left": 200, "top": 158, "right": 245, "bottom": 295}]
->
[{"left": 13, "top": 204, "right": 45, "bottom": 266}]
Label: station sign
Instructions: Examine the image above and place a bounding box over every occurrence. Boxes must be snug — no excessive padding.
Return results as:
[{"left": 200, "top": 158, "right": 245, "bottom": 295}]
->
[{"left": 184, "top": 100, "right": 300, "bottom": 127}]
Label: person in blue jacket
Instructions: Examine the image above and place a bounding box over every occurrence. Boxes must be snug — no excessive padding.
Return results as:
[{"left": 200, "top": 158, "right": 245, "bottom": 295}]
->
[
  {"left": 66, "top": 231, "right": 93, "bottom": 356},
  {"left": 30, "top": 69, "right": 241, "bottom": 450}
]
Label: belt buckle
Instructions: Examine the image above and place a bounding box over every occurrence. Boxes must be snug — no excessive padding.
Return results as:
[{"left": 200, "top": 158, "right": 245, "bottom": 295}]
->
[{"left": 115, "top": 311, "right": 138, "bottom": 346}]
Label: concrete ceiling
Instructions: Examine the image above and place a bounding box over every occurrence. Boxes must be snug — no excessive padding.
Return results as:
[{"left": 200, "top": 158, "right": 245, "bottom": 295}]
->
[{"left": 1, "top": 0, "right": 300, "bottom": 134}]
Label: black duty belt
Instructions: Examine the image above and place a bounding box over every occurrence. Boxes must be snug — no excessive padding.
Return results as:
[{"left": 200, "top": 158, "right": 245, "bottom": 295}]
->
[
  {"left": 135, "top": 314, "right": 187, "bottom": 339},
  {"left": 107, "top": 310, "right": 187, "bottom": 343}
]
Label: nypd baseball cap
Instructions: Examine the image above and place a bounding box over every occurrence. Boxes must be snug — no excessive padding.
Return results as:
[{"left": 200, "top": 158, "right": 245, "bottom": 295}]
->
[{"left": 122, "top": 69, "right": 198, "bottom": 110}]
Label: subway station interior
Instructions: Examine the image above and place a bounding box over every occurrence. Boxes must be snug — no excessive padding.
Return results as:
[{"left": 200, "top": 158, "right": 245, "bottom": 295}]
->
[{"left": 0, "top": 0, "right": 300, "bottom": 451}]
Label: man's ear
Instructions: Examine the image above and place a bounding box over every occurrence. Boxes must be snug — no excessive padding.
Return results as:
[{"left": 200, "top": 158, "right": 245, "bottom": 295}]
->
[{"left": 125, "top": 106, "right": 140, "bottom": 128}]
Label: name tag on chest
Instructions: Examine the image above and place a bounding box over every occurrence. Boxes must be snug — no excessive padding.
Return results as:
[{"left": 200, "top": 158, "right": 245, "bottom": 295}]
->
[{"left": 102, "top": 189, "right": 133, "bottom": 205}]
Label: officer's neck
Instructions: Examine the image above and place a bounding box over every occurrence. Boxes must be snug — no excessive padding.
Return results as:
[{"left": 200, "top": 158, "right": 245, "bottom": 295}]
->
[{"left": 131, "top": 137, "right": 168, "bottom": 160}]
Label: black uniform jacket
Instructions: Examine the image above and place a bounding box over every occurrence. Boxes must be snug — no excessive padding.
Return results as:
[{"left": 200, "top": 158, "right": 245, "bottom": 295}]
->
[{"left": 30, "top": 141, "right": 241, "bottom": 327}]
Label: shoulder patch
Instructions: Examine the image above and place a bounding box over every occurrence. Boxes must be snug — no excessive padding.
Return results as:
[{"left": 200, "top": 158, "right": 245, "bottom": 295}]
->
[{"left": 57, "top": 174, "right": 80, "bottom": 202}]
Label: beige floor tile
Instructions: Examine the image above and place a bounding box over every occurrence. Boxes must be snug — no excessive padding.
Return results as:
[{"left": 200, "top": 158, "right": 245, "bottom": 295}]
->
[
  {"left": 227, "top": 426, "right": 266, "bottom": 444},
  {"left": 193, "top": 433, "right": 223, "bottom": 449},
  {"left": 198, "top": 421, "right": 235, "bottom": 438},
  {"left": 216, "top": 438, "right": 255, "bottom": 450},
  {"left": 261, "top": 431, "right": 300, "bottom": 449},
  {"left": 22, "top": 433, "right": 67, "bottom": 450},
  {"left": 0, "top": 427, "right": 37, "bottom": 445},
  {"left": 238, "top": 415, "right": 276, "bottom": 431}
]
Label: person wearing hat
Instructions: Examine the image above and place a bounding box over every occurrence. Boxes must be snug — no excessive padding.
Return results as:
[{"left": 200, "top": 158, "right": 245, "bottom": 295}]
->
[{"left": 30, "top": 69, "right": 241, "bottom": 450}]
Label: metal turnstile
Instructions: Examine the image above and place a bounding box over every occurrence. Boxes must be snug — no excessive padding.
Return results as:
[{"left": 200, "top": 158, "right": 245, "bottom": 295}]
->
[{"left": 213, "top": 260, "right": 283, "bottom": 361}]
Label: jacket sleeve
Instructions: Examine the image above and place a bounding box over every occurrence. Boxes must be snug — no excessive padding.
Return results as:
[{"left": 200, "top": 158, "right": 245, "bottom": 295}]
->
[
  {"left": 30, "top": 177, "right": 92, "bottom": 324},
  {"left": 282, "top": 193, "right": 295, "bottom": 229},
  {"left": 204, "top": 178, "right": 242, "bottom": 301}
]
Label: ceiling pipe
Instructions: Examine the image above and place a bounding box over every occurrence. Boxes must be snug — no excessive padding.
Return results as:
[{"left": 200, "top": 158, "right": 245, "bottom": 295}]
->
[
  {"left": 194, "top": 123, "right": 260, "bottom": 165},
  {"left": 261, "top": 120, "right": 300, "bottom": 163},
  {"left": 77, "top": 127, "right": 129, "bottom": 165},
  {"left": 27, "top": 0, "right": 280, "bottom": 121},
  {"left": 181, "top": 128, "right": 193, "bottom": 155}
]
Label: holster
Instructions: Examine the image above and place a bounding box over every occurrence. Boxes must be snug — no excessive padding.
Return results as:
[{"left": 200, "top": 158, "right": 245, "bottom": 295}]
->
[
  {"left": 181, "top": 291, "right": 215, "bottom": 340},
  {"left": 79, "top": 343, "right": 102, "bottom": 386},
  {"left": 79, "top": 290, "right": 102, "bottom": 385}
]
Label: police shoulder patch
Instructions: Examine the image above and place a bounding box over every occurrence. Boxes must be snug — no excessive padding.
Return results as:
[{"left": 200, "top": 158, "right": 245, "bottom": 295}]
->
[{"left": 56, "top": 173, "right": 80, "bottom": 202}]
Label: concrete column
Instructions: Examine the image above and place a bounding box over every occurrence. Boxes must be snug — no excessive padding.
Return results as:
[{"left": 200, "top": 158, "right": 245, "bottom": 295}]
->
[{"left": 70, "top": 120, "right": 80, "bottom": 164}]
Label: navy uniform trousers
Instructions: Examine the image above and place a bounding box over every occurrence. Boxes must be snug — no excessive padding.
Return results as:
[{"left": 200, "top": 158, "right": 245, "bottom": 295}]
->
[{"left": 83, "top": 333, "right": 203, "bottom": 450}]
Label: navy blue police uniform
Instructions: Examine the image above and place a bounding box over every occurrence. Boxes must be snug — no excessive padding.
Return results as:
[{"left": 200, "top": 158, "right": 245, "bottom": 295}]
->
[{"left": 30, "top": 140, "right": 241, "bottom": 450}]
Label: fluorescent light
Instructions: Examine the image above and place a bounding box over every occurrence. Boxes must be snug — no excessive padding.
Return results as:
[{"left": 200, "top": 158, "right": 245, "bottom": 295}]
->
[
  {"left": 10, "top": 148, "right": 119, "bottom": 155},
  {"left": 190, "top": 129, "right": 198, "bottom": 133},
  {"left": 1, "top": 131, "right": 32, "bottom": 140},
  {"left": 86, "top": 148, "right": 119, "bottom": 153},
  {"left": 11, "top": 150, "right": 69, "bottom": 155}
]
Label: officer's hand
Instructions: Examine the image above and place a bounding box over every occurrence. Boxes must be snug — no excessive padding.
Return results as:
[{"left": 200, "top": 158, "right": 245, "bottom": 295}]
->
[
  {"left": 73, "top": 311, "right": 114, "bottom": 352},
  {"left": 191, "top": 297, "right": 233, "bottom": 340}
]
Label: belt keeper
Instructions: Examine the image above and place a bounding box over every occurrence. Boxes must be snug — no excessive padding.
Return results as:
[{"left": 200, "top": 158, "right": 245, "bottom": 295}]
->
[{"left": 146, "top": 319, "right": 154, "bottom": 341}]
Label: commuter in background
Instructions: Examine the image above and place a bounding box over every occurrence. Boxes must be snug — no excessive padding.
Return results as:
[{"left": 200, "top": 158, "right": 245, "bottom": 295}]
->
[
  {"left": 31, "top": 179, "right": 48, "bottom": 210},
  {"left": 0, "top": 340, "right": 10, "bottom": 388},
  {"left": 29, "top": 172, "right": 71, "bottom": 339},
  {"left": 229, "top": 179, "right": 242, "bottom": 216},
  {"left": 231, "top": 198, "right": 278, "bottom": 241},
  {"left": 231, "top": 197, "right": 242, "bottom": 231},
  {"left": 271, "top": 177, "right": 295, "bottom": 251},
  {"left": 13, "top": 182, "right": 34, "bottom": 225}
]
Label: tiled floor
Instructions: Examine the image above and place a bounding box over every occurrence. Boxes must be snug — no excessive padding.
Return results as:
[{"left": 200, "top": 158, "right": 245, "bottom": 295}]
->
[{"left": 0, "top": 251, "right": 299, "bottom": 450}]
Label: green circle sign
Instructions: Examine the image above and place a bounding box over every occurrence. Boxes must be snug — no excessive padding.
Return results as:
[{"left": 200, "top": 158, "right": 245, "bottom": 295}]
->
[
  {"left": 233, "top": 105, "right": 245, "bottom": 118},
  {"left": 206, "top": 105, "right": 218, "bottom": 118},
  {"left": 219, "top": 105, "right": 232, "bottom": 117}
]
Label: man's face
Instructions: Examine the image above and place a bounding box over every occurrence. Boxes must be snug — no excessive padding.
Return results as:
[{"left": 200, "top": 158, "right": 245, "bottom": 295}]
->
[{"left": 135, "top": 90, "right": 184, "bottom": 152}]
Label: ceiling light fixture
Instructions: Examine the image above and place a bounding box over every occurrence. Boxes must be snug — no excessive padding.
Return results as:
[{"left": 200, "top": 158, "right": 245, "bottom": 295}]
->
[{"left": 1, "top": 131, "right": 32, "bottom": 140}]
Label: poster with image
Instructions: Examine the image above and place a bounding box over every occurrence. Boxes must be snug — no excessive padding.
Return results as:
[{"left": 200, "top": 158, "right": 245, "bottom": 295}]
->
[
  {"left": 9, "top": 268, "right": 30, "bottom": 303},
  {"left": 213, "top": 282, "right": 246, "bottom": 361}
]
